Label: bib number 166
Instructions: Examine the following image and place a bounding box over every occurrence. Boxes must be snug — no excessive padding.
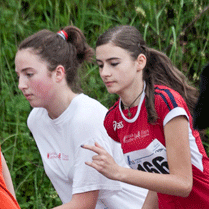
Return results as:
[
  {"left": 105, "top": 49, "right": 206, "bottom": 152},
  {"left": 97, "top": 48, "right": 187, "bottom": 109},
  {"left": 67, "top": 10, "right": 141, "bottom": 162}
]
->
[{"left": 137, "top": 156, "right": 169, "bottom": 174}]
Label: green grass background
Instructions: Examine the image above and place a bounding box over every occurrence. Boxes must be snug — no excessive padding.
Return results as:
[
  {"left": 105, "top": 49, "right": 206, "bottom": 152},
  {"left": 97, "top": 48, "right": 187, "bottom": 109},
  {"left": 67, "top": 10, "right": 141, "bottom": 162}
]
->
[{"left": 0, "top": 0, "right": 209, "bottom": 208}]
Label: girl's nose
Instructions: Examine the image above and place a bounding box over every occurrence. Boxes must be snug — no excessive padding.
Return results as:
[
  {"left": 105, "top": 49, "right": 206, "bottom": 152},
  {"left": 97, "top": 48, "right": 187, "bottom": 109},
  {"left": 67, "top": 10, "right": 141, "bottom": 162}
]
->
[
  {"left": 18, "top": 76, "right": 28, "bottom": 91},
  {"left": 100, "top": 65, "right": 112, "bottom": 78}
]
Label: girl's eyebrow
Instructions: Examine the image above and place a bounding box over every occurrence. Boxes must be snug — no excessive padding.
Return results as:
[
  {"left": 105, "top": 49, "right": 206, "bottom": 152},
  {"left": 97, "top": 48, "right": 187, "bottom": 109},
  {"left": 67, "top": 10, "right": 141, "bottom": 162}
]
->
[
  {"left": 15, "top": 67, "right": 33, "bottom": 73},
  {"left": 96, "top": 57, "right": 120, "bottom": 62}
]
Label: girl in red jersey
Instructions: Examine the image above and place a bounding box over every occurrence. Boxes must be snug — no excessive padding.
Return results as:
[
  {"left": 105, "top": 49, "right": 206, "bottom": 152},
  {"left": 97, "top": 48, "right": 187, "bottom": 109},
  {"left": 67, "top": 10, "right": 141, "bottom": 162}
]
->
[
  {"left": 0, "top": 149, "right": 20, "bottom": 209},
  {"left": 82, "top": 25, "right": 209, "bottom": 208}
]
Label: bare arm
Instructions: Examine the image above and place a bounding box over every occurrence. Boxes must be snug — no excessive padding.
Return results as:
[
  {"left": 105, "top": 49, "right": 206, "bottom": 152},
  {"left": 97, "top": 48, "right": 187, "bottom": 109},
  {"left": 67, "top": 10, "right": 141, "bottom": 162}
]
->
[
  {"left": 82, "top": 116, "right": 193, "bottom": 197},
  {"left": 142, "top": 191, "right": 159, "bottom": 209},
  {"left": 1, "top": 152, "right": 17, "bottom": 199},
  {"left": 52, "top": 190, "right": 99, "bottom": 209}
]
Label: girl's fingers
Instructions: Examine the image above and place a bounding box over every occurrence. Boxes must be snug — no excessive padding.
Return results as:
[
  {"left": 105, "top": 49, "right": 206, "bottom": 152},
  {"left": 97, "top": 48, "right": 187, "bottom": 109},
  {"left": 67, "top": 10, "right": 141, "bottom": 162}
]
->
[
  {"left": 92, "top": 155, "right": 102, "bottom": 161},
  {"left": 85, "top": 161, "right": 103, "bottom": 172},
  {"left": 94, "top": 142, "right": 104, "bottom": 149},
  {"left": 85, "top": 161, "right": 93, "bottom": 167},
  {"left": 81, "top": 142, "right": 105, "bottom": 154},
  {"left": 81, "top": 144, "right": 100, "bottom": 154}
]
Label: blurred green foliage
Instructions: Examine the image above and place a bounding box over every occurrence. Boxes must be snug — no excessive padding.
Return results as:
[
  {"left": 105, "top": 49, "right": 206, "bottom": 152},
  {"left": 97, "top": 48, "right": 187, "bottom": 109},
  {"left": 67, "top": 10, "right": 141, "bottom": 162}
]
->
[{"left": 0, "top": 0, "right": 209, "bottom": 208}]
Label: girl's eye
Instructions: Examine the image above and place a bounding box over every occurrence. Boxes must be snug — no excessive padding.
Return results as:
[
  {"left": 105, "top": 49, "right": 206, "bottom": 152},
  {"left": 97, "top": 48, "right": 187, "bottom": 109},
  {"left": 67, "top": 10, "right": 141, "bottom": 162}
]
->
[
  {"left": 98, "top": 64, "right": 103, "bottom": 68},
  {"left": 111, "top": 63, "right": 119, "bottom": 67},
  {"left": 26, "top": 73, "right": 33, "bottom": 77}
]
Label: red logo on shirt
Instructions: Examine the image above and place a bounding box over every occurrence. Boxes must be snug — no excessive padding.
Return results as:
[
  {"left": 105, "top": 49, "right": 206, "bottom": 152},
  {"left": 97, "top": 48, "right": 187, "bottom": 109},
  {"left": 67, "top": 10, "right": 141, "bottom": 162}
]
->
[{"left": 47, "top": 152, "right": 69, "bottom": 161}]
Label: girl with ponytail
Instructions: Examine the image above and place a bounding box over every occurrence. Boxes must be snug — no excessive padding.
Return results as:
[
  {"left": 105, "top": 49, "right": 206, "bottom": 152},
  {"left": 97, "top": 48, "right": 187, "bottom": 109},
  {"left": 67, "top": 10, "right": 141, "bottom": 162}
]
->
[
  {"left": 15, "top": 25, "right": 148, "bottom": 209},
  {"left": 82, "top": 25, "right": 209, "bottom": 208}
]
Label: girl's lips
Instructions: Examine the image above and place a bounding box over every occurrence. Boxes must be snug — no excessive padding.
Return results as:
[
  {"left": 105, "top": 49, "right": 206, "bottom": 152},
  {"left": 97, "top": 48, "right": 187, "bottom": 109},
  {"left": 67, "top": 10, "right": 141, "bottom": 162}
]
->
[
  {"left": 105, "top": 81, "right": 115, "bottom": 87},
  {"left": 24, "top": 94, "right": 33, "bottom": 100}
]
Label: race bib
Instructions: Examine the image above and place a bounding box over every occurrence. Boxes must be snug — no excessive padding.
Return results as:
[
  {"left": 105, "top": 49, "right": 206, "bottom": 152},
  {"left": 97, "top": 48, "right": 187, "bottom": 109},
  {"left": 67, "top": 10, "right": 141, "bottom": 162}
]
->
[{"left": 125, "top": 139, "right": 169, "bottom": 174}]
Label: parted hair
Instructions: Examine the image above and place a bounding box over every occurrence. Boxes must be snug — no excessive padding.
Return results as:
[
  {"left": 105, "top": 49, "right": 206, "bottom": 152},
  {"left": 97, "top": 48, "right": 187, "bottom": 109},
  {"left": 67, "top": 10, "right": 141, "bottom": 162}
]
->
[
  {"left": 18, "top": 25, "right": 94, "bottom": 91},
  {"left": 96, "top": 25, "right": 198, "bottom": 124}
]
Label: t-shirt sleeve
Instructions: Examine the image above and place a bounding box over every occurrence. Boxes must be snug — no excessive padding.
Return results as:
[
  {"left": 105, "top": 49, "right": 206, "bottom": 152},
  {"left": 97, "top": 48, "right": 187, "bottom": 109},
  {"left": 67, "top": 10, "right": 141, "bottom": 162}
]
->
[
  {"left": 155, "top": 87, "right": 190, "bottom": 126},
  {"left": 72, "top": 139, "right": 121, "bottom": 199},
  {"left": 71, "top": 111, "right": 121, "bottom": 199}
]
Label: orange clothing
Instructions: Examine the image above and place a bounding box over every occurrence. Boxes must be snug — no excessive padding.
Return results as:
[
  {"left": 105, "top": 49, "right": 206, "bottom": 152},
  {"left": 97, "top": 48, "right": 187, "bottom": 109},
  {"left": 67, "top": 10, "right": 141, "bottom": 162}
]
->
[{"left": 0, "top": 151, "right": 20, "bottom": 209}]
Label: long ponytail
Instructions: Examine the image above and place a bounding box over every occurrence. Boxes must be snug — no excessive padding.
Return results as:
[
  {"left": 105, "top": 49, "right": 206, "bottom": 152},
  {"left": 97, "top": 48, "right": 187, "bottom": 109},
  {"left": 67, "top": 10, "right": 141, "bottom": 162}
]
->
[{"left": 144, "top": 48, "right": 198, "bottom": 123}]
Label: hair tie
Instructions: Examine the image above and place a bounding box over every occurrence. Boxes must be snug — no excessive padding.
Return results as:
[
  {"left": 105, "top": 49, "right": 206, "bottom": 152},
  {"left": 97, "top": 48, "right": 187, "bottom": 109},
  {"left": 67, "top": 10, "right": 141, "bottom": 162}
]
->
[{"left": 57, "top": 30, "right": 68, "bottom": 41}]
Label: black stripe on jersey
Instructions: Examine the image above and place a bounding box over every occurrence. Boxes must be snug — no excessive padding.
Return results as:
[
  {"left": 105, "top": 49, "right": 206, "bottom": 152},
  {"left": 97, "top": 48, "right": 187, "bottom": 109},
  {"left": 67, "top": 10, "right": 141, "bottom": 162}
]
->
[
  {"left": 155, "top": 87, "right": 178, "bottom": 110},
  {"left": 155, "top": 92, "right": 172, "bottom": 110},
  {"left": 105, "top": 103, "right": 118, "bottom": 117}
]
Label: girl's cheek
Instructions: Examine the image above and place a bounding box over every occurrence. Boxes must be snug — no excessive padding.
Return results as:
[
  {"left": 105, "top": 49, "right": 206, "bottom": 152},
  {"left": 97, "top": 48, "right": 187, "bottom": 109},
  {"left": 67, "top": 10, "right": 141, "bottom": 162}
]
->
[{"left": 32, "top": 79, "right": 53, "bottom": 94}]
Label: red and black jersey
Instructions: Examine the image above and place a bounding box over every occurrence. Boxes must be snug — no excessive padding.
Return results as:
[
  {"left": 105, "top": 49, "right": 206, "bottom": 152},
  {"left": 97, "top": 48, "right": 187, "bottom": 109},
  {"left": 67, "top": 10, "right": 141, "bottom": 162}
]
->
[{"left": 104, "top": 85, "right": 209, "bottom": 208}]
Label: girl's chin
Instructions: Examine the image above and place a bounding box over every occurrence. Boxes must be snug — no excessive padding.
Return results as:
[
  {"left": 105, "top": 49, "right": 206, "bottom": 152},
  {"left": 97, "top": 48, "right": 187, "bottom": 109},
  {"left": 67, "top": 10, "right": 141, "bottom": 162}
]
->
[
  {"left": 106, "top": 87, "right": 118, "bottom": 94},
  {"left": 29, "top": 102, "right": 42, "bottom": 108}
]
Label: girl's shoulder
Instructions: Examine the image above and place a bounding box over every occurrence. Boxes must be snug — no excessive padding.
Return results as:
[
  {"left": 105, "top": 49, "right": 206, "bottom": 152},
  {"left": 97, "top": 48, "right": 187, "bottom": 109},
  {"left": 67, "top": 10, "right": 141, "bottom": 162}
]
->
[
  {"left": 154, "top": 85, "right": 181, "bottom": 96},
  {"left": 28, "top": 107, "right": 46, "bottom": 121},
  {"left": 27, "top": 108, "right": 47, "bottom": 129},
  {"left": 154, "top": 85, "right": 185, "bottom": 106},
  {"left": 153, "top": 85, "right": 189, "bottom": 117}
]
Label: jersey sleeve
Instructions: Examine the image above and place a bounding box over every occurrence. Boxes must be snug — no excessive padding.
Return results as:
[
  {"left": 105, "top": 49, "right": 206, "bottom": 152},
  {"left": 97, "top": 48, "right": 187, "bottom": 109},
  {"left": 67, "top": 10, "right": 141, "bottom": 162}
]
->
[{"left": 154, "top": 86, "right": 190, "bottom": 126}]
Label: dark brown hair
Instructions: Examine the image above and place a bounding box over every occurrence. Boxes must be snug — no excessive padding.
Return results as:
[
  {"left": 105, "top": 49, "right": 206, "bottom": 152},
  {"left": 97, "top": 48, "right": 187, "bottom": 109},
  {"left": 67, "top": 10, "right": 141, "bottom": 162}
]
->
[
  {"left": 96, "top": 25, "right": 198, "bottom": 124},
  {"left": 18, "top": 25, "right": 94, "bottom": 91}
]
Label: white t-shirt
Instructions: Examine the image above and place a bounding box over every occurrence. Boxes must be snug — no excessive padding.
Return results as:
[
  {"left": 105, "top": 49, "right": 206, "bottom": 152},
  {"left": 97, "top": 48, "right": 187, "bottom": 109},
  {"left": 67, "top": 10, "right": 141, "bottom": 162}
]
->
[{"left": 27, "top": 94, "right": 147, "bottom": 209}]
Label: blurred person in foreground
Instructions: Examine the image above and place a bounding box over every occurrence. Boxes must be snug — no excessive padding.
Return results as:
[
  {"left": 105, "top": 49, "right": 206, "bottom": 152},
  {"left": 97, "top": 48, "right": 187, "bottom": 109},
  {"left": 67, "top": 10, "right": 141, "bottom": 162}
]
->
[
  {"left": 0, "top": 149, "right": 20, "bottom": 209},
  {"left": 193, "top": 63, "right": 209, "bottom": 130}
]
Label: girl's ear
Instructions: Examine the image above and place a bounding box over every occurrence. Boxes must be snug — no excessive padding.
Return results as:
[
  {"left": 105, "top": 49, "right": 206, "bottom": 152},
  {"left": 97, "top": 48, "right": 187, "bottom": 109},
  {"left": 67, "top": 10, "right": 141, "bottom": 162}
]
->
[
  {"left": 54, "top": 65, "right": 66, "bottom": 83},
  {"left": 136, "top": 53, "right": 147, "bottom": 72}
]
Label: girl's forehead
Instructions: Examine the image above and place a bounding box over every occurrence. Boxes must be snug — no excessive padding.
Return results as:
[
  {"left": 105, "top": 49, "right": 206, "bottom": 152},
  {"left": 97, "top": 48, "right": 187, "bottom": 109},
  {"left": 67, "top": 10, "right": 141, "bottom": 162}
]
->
[
  {"left": 15, "top": 49, "right": 36, "bottom": 63},
  {"left": 15, "top": 49, "right": 47, "bottom": 72},
  {"left": 16, "top": 49, "right": 45, "bottom": 64},
  {"left": 96, "top": 43, "right": 130, "bottom": 59},
  {"left": 96, "top": 43, "right": 119, "bottom": 51}
]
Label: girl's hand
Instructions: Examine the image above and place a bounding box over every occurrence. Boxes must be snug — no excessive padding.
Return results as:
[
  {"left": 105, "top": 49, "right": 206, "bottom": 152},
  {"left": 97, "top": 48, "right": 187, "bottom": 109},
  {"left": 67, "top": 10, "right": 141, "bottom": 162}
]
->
[{"left": 81, "top": 142, "right": 121, "bottom": 180}]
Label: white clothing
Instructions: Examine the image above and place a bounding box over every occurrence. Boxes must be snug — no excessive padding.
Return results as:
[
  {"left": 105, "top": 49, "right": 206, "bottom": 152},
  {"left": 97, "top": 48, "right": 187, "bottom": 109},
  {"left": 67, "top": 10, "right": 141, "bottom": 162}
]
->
[{"left": 27, "top": 94, "right": 147, "bottom": 209}]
